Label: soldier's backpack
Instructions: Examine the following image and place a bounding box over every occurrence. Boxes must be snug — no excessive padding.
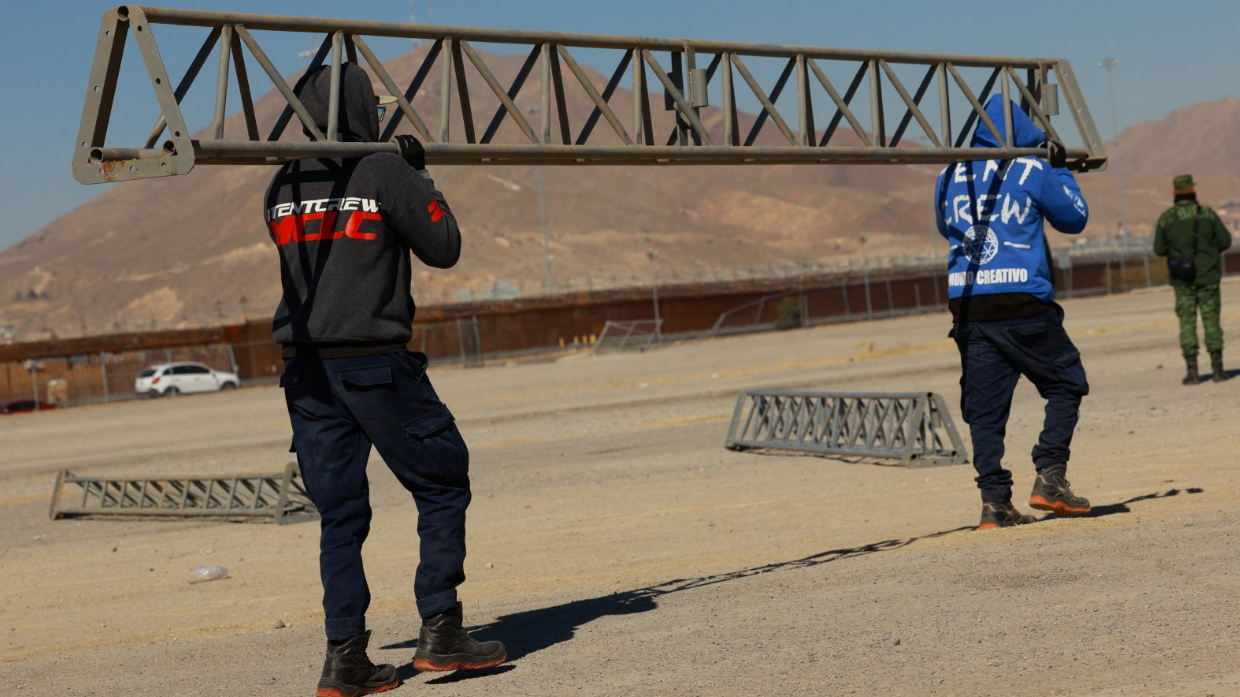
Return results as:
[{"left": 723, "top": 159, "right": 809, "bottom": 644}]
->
[{"left": 1167, "top": 206, "right": 1201, "bottom": 284}]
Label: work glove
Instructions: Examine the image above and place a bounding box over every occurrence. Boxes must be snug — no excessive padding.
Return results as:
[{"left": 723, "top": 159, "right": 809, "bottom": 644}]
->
[
  {"left": 395, "top": 134, "right": 426, "bottom": 171},
  {"left": 1046, "top": 138, "right": 1067, "bottom": 169}
]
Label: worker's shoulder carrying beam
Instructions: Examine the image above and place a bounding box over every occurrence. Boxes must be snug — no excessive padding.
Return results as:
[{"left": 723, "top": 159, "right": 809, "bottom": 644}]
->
[{"left": 74, "top": 5, "right": 1107, "bottom": 184}]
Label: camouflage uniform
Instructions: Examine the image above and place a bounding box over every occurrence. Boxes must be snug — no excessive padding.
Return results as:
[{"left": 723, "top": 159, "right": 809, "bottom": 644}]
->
[{"left": 1153, "top": 175, "right": 1232, "bottom": 382}]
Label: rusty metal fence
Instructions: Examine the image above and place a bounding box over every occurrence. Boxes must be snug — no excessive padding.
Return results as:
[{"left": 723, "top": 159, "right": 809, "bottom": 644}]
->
[
  {"left": 4, "top": 243, "right": 1235, "bottom": 408},
  {"left": 707, "top": 241, "right": 1230, "bottom": 336},
  {"left": 0, "top": 344, "right": 236, "bottom": 407}
]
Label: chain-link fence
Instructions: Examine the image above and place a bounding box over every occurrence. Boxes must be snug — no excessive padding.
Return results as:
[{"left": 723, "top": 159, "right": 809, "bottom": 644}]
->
[{"left": 702, "top": 243, "right": 1232, "bottom": 337}]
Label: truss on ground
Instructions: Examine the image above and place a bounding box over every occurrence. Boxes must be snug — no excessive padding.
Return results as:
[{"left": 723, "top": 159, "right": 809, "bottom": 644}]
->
[
  {"left": 725, "top": 390, "right": 968, "bottom": 467},
  {"left": 49, "top": 462, "right": 319, "bottom": 524},
  {"left": 75, "top": 6, "right": 1106, "bottom": 183}
]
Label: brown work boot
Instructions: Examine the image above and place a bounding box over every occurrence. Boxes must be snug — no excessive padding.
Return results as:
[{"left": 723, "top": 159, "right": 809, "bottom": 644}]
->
[
  {"left": 978, "top": 501, "right": 1036, "bottom": 530},
  {"left": 412, "top": 603, "right": 507, "bottom": 672},
  {"left": 1029, "top": 465, "right": 1091, "bottom": 516},
  {"left": 1183, "top": 356, "right": 1200, "bottom": 385},
  {"left": 1210, "top": 351, "right": 1228, "bottom": 382}
]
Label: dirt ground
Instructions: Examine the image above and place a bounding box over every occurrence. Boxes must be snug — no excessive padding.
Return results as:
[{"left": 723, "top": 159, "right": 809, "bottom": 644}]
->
[{"left": 3, "top": 281, "right": 1240, "bottom": 697}]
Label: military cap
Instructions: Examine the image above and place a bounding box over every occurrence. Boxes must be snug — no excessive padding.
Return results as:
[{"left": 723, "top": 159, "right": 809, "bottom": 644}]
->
[{"left": 1173, "top": 174, "right": 1195, "bottom": 194}]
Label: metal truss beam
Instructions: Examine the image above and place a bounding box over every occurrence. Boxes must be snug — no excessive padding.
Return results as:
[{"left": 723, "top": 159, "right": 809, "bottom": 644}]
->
[
  {"left": 48, "top": 462, "right": 319, "bottom": 524},
  {"left": 725, "top": 390, "right": 968, "bottom": 467},
  {"left": 74, "top": 5, "right": 1107, "bottom": 183}
]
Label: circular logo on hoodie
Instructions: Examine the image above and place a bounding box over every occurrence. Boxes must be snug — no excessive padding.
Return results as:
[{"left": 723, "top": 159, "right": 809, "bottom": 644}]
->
[{"left": 961, "top": 225, "right": 999, "bottom": 266}]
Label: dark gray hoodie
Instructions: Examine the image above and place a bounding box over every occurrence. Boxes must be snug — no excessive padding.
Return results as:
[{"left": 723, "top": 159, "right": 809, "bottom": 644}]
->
[{"left": 264, "top": 62, "right": 461, "bottom": 354}]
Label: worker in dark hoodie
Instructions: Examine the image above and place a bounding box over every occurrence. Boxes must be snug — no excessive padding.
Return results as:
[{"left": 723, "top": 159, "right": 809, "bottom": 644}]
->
[
  {"left": 266, "top": 63, "right": 505, "bottom": 697},
  {"left": 934, "top": 96, "right": 1094, "bottom": 530}
]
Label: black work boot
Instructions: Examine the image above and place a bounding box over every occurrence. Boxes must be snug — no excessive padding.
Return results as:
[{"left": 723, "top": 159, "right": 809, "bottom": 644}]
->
[
  {"left": 316, "top": 631, "right": 400, "bottom": 697},
  {"left": 1183, "top": 356, "right": 1200, "bottom": 385},
  {"left": 412, "top": 603, "right": 507, "bottom": 672},
  {"left": 1210, "top": 351, "right": 1228, "bottom": 382},
  {"left": 978, "top": 501, "right": 1036, "bottom": 530},
  {"left": 1029, "top": 465, "right": 1091, "bottom": 516}
]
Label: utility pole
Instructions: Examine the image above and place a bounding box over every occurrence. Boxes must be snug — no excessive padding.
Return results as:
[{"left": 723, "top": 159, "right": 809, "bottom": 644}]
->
[
  {"left": 528, "top": 104, "right": 554, "bottom": 294},
  {"left": 26, "top": 360, "right": 40, "bottom": 411},
  {"left": 647, "top": 249, "right": 662, "bottom": 341},
  {"left": 1098, "top": 58, "right": 1129, "bottom": 240},
  {"left": 536, "top": 164, "right": 554, "bottom": 293}
]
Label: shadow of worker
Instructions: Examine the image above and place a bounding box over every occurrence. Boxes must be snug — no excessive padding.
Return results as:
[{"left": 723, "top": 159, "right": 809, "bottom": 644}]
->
[
  {"left": 381, "top": 486, "right": 1204, "bottom": 683},
  {"left": 381, "top": 522, "right": 978, "bottom": 676},
  {"left": 1084, "top": 487, "right": 1203, "bottom": 517},
  {"left": 383, "top": 590, "right": 658, "bottom": 681}
]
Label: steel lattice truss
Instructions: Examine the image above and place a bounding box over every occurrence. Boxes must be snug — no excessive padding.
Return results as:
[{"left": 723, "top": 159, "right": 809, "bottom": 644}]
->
[
  {"left": 725, "top": 390, "right": 968, "bottom": 467},
  {"left": 75, "top": 5, "right": 1107, "bottom": 183},
  {"left": 49, "top": 462, "right": 319, "bottom": 524}
]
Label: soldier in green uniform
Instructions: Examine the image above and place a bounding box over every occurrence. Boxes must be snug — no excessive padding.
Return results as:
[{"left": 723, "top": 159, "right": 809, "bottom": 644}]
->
[{"left": 1153, "top": 174, "right": 1232, "bottom": 384}]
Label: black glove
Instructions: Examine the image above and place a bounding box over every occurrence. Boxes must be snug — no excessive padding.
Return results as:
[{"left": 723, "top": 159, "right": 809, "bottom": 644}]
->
[
  {"left": 1046, "top": 139, "right": 1067, "bottom": 169},
  {"left": 395, "top": 134, "right": 426, "bottom": 171}
]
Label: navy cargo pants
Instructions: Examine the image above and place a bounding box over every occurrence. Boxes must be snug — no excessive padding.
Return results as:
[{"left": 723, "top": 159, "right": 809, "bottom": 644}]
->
[
  {"left": 952, "top": 305, "right": 1089, "bottom": 503},
  {"left": 281, "top": 350, "right": 470, "bottom": 640}
]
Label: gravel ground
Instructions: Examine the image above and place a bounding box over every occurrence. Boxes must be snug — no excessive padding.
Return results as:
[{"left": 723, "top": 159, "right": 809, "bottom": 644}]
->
[{"left": 2, "top": 281, "right": 1239, "bottom": 696}]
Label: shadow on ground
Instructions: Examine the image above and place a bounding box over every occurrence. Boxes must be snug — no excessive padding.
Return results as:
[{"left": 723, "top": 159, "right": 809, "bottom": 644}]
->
[
  {"left": 1184, "top": 368, "right": 1240, "bottom": 384},
  {"left": 1084, "top": 486, "right": 1203, "bottom": 517},
  {"left": 383, "top": 487, "right": 1200, "bottom": 672}
]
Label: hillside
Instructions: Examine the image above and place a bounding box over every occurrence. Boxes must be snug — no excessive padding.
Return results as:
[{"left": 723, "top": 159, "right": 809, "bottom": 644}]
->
[
  {"left": 1074, "top": 96, "right": 1240, "bottom": 237},
  {"left": 1, "top": 46, "right": 1237, "bottom": 339}
]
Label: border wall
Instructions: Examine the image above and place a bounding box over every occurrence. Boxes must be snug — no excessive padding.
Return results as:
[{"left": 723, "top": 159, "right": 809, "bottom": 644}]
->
[{"left": 3, "top": 247, "right": 1235, "bottom": 406}]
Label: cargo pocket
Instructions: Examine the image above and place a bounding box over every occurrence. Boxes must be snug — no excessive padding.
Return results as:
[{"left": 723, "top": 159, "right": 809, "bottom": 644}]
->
[
  {"left": 338, "top": 365, "right": 393, "bottom": 389},
  {"left": 402, "top": 405, "right": 468, "bottom": 487},
  {"left": 403, "top": 404, "right": 455, "bottom": 439},
  {"left": 1052, "top": 347, "right": 1081, "bottom": 369},
  {"left": 1052, "top": 347, "right": 1090, "bottom": 397},
  {"left": 1007, "top": 320, "right": 1047, "bottom": 347}
]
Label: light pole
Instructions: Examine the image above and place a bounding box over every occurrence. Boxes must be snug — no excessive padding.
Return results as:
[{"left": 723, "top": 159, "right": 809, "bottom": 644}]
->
[
  {"left": 535, "top": 164, "right": 554, "bottom": 293},
  {"left": 1098, "top": 58, "right": 1129, "bottom": 240},
  {"left": 25, "top": 360, "right": 40, "bottom": 411},
  {"left": 647, "top": 249, "right": 662, "bottom": 341},
  {"left": 527, "top": 104, "right": 554, "bottom": 293}
]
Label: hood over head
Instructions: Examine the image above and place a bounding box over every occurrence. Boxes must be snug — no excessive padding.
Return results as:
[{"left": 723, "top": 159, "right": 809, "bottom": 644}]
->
[
  {"left": 295, "top": 62, "right": 379, "bottom": 143},
  {"left": 970, "top": 95, "right": 1046, "bottom": 149}
]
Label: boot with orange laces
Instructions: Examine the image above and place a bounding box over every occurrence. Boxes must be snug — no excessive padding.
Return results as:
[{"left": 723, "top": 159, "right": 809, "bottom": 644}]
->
[
  {"left": 1029, "top": 465, "right": 1091, "bottom": 516},
  {"left": 978, "top": 501, "right": 1036, "bottom": 530}
]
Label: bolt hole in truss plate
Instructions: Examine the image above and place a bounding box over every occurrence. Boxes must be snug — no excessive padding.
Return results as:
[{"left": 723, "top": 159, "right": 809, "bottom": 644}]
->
[
  {"left": 74, "top": 6, "right": 1106, "bottom": 183},
  {"left": 48, "top": 462, "right": 319, "bottom": 524},
  {"left": 725, "top": 390, "right": 969, "bottom": 467}
]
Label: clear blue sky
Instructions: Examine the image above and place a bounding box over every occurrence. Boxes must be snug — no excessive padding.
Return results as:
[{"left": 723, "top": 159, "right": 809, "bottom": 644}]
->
[{"left": 0, "top": 0, "right": 1236, "bottom": 252}]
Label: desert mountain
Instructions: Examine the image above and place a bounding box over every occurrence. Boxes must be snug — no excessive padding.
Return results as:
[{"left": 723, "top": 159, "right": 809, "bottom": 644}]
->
[
  {"left": 1074, "top": 95, "right": 1240, "bottom": 237},
  {"left": 1, "top": 46, "right": 1237, "bottom": 339},
  {"left": 1107, "top": 96, "right": 1240, "bottom": 179}
]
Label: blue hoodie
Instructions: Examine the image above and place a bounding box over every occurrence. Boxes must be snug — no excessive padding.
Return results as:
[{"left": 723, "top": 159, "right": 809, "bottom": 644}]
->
[{"left": 934, "top": 96, "right": 1088, "bottom": 306}]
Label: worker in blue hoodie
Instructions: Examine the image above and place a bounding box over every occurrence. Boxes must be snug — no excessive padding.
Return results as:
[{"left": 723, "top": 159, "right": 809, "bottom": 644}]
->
[{"left": 935, "top": 96, "right": 1093, "bottom": 530}]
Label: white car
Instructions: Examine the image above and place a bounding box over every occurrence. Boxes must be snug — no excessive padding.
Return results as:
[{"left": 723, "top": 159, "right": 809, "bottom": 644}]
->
[{"left": 135, "top": 362, "right": 240, "bottom": 397}]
